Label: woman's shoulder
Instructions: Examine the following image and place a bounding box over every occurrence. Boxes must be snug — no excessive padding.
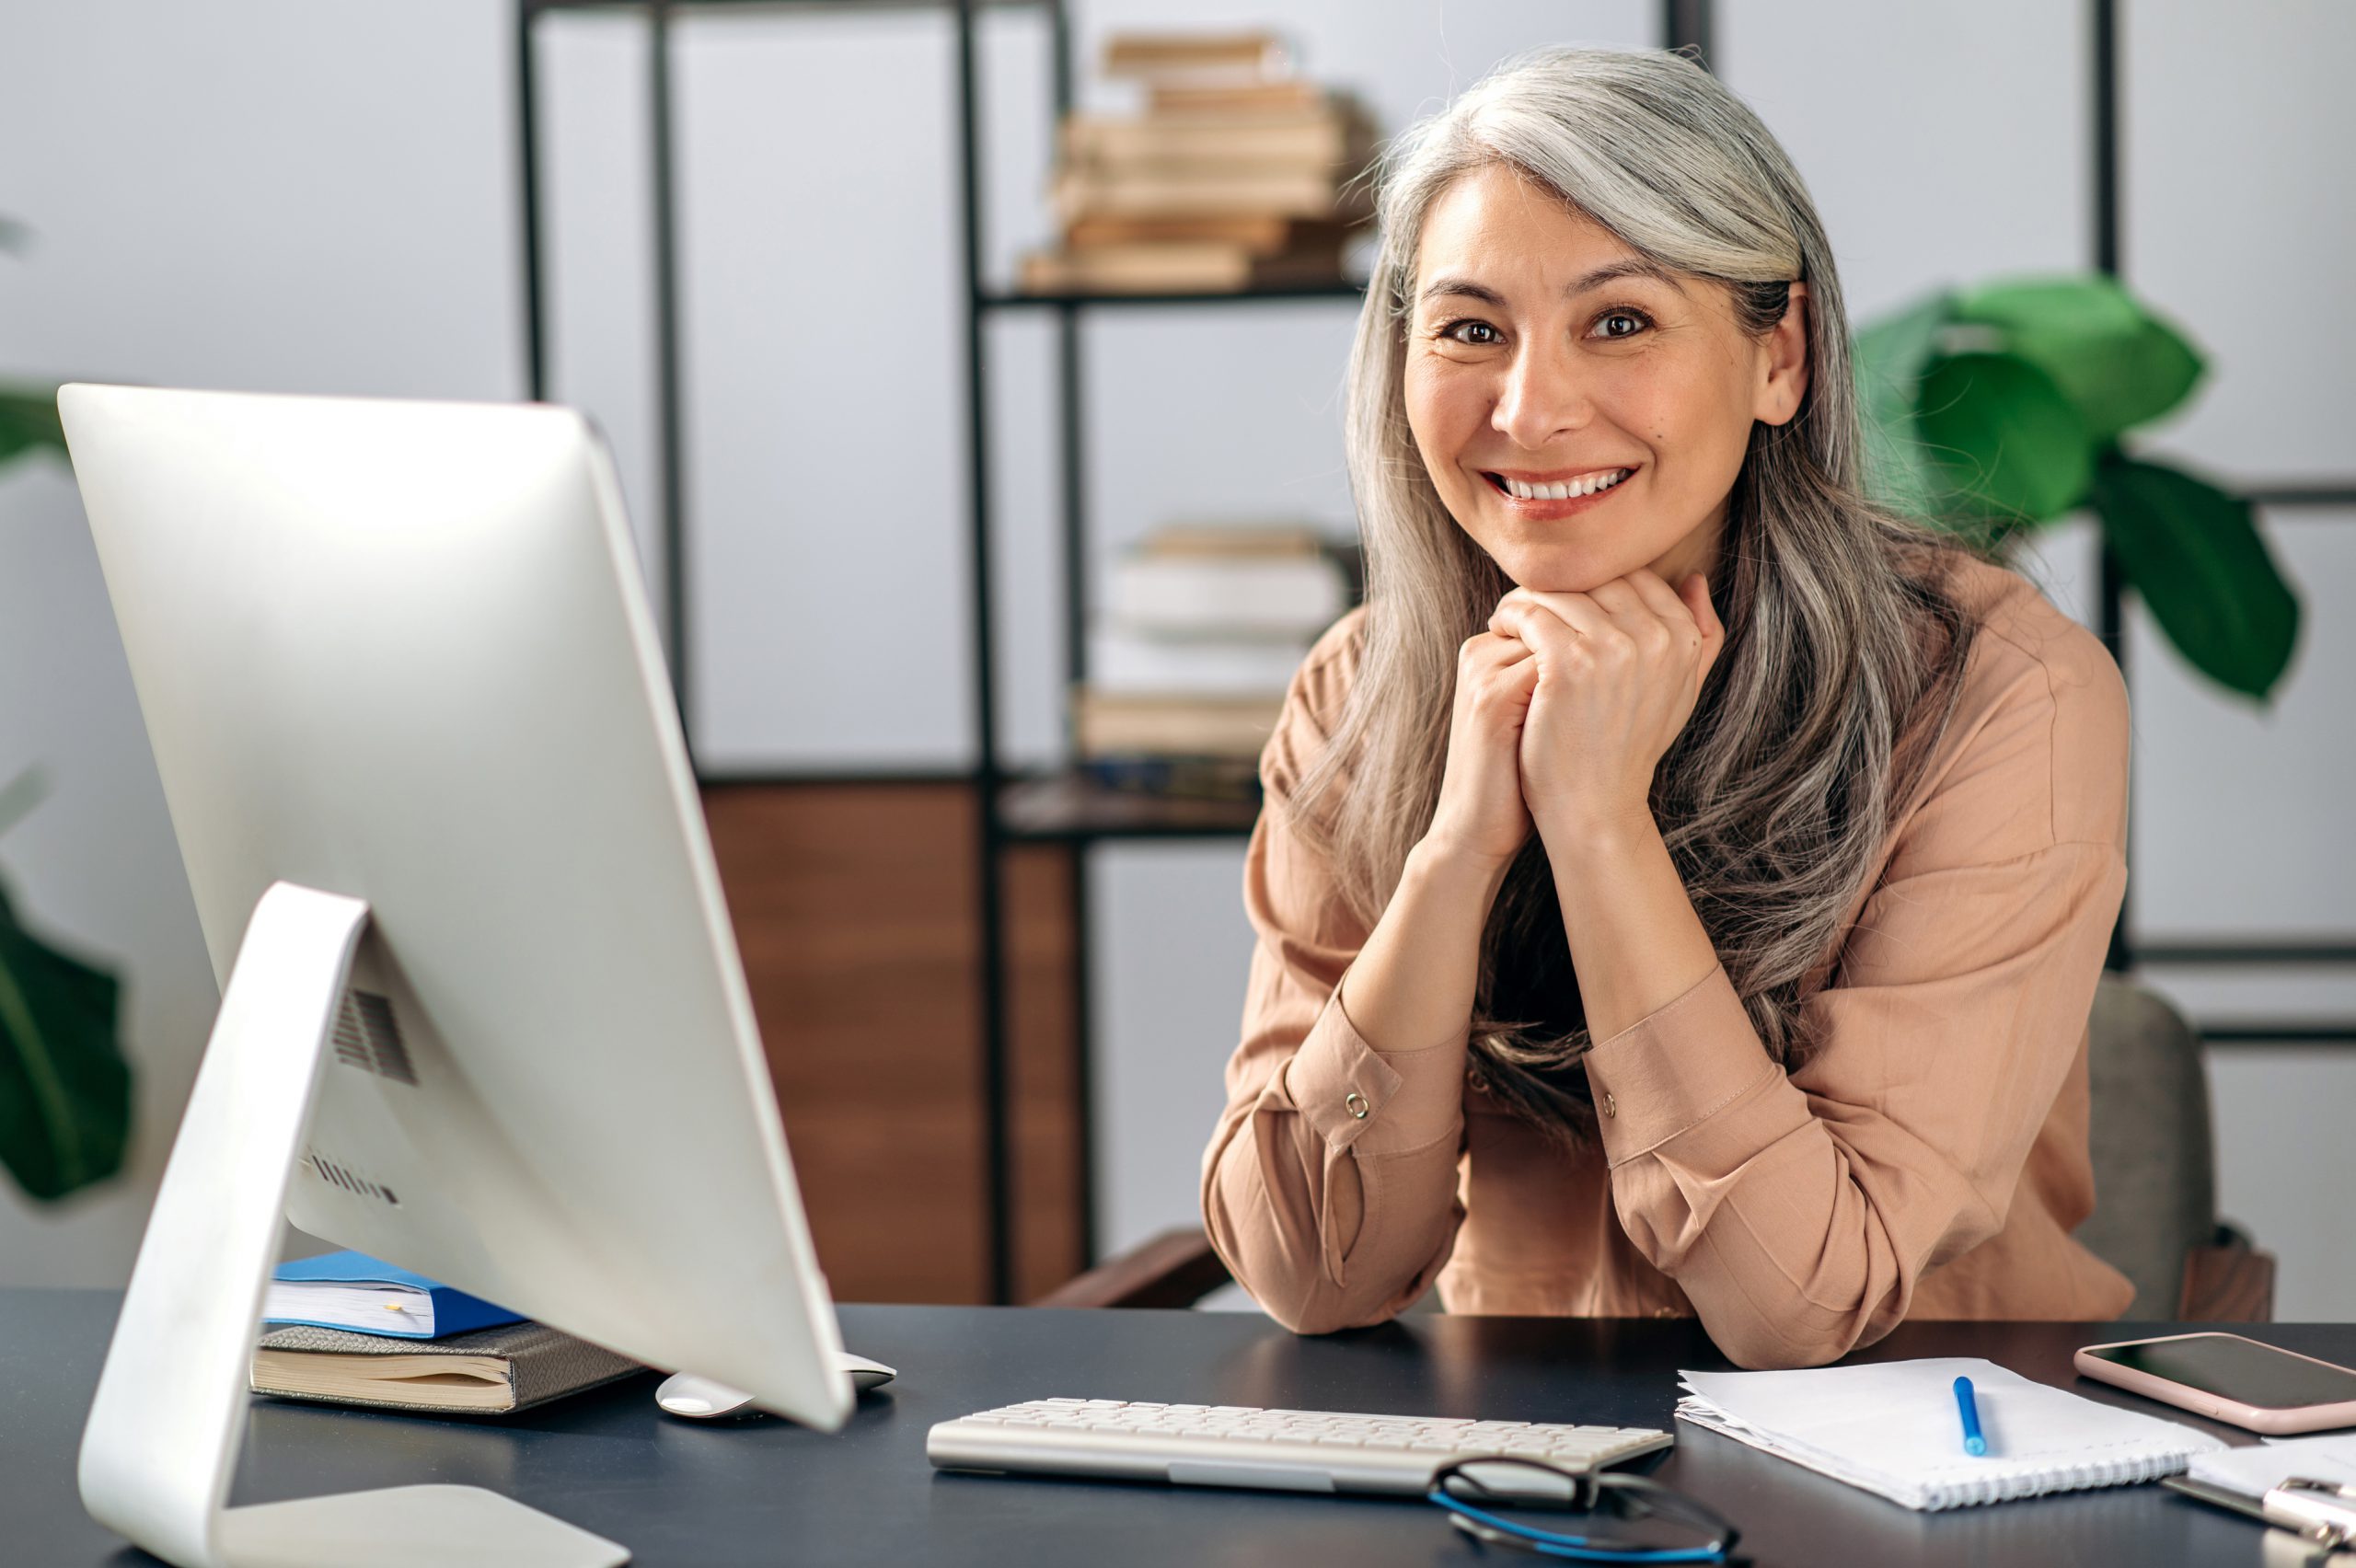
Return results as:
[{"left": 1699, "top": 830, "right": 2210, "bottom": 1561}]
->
[
  {"left": 1900, "top": 551, "right": 2130, "bottom": 865},
  {"left": 1293, "top": 604, "right": 1372, "bottom": 715},
  {"left": 1945, "top": 552, "right": 2122, "bottom": 694},
  {"left": 1262, "top": 605, "right": 1371, "bottom": 800}
]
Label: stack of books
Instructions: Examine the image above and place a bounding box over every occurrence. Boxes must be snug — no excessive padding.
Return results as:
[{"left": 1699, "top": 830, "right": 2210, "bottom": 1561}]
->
[
  {"left": 1074, "top": 522, "right": 1354, "bottom": 798},
  {"left": 1021, "top": 29, "right": 1377, "bottom": 295},
  {"left": 251, "top": 1250, "right": 641, "bottom": 1415}
]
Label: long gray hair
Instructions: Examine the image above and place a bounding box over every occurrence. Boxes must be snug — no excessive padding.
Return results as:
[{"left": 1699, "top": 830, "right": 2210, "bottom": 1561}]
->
[{"left": 1287, "top": 46, "right": 1983, "bottom": 1136}]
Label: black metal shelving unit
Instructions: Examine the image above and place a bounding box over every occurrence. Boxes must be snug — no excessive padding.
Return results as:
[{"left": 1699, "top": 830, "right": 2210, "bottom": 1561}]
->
[
  {"left": 951, "top": 0, "right": 1368, "bottom": 1303},
  {"left": 512, "top": 0, "right": 2353, "bottom": 1308},
  {"left": 514, "top": 0, "right": 1363, "bottom": 1304},
  {"left": 2078, "top": 0, "right": 2356, "bottom": 1052}
]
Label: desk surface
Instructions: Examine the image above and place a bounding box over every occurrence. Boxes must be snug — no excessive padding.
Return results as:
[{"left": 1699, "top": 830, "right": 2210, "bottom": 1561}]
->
[{"left": 5, "top": 1289, "right": 2336, "bottom": 1567}]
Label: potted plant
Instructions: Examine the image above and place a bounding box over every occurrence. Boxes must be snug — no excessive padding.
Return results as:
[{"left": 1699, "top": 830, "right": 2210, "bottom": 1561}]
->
[
  {"left": 0, "top": 772, "right": 132, "bottom": 1203},
  {"left": 1854, "top": 273, "right": 2300, "bottom": 701},
  {"left": 2, "top": 214, "right": 134, "bottom": 1204}
]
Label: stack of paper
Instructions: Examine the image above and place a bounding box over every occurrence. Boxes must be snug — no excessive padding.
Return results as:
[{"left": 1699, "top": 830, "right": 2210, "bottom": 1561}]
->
[
  {"left": 2188, "top": 1433, "right": 2356, "bottom": 1500},
  {"left": 264, "top": 1250, "right": 522, "bottom": 1340},
  {"left": 1677, "top": 1357, "right": 2227, "bottom": 1510}
]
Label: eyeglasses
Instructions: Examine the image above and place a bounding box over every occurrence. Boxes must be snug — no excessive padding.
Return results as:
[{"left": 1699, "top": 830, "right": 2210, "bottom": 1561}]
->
[{"left": 1426, "top": 1455, "right": 1740, "bottom": 1563}]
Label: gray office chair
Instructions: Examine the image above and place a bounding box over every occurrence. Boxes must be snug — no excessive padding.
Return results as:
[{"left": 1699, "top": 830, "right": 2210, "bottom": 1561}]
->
[
  {"left": 1045, "top": 976, "right": 2273, "bottom": 1320},
  {"left": 2078, "top": 976, "right": 2273, "bottom": 1320}
]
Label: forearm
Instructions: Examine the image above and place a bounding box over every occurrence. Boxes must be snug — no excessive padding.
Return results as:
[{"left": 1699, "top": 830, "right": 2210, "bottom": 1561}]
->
[
  {"left": 1202, "top": 836, "right": 1501, "bottom": 1332},
  {"left": 1542, "top": 807, "right": 1721, "bottom": 1043},
  {"left": 1337, "top": 838, "right": 1510, "bottom": 1055}
]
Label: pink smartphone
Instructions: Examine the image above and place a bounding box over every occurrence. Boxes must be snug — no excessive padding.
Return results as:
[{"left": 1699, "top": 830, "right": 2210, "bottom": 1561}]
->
[{"left": 2075, "top": 1332, "right": 2356, "bottom": 1435}]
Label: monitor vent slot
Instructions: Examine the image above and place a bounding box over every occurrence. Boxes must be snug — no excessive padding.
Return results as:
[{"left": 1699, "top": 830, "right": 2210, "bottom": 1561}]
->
[
  {"left": 333, "top": 989, "right": 417, "bottom": 1085},
  {"left": 305, "top": 1147, "right": 399, "bottom": 1206}
]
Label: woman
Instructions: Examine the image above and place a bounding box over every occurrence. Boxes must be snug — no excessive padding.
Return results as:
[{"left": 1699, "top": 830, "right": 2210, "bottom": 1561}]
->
[{"left": 1200, "top": 45, "right": 2135, "bottom": 1370}]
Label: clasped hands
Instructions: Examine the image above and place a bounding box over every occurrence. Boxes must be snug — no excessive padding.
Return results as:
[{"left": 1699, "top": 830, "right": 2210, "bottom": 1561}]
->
[{"left": 1426, "top": 568, "right": 1727, "bottom": 870}]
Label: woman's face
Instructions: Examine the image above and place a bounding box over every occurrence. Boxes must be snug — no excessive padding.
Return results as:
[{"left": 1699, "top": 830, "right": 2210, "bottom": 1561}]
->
[{"left": 1401, "top": 162, "right": 1808, "bottom": 594}]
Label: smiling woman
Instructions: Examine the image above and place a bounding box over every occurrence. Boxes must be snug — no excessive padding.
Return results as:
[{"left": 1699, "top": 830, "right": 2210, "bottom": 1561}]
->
[{"left": 1199, "top": 46, "right": 2139, "bottom": 1368}]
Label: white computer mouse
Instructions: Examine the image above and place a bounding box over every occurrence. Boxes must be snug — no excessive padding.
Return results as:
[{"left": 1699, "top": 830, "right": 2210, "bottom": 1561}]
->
[{"left": 655, "top": 1352, "right": 897, "bottom": 1420}]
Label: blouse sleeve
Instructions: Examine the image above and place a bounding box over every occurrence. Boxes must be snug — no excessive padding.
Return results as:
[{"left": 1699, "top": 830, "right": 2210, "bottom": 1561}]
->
[
  {"left": 1580, "top": 623, "right": 2131, "bottom": 1368},
  {"left": 1199, "top": 623, "right": 1472, "bottom": 1332}
]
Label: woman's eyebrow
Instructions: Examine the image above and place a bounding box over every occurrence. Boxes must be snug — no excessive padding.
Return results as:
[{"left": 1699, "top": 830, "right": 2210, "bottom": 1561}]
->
[{"left": 1417, "top": 258, "right": 1683, "bottom": 309}]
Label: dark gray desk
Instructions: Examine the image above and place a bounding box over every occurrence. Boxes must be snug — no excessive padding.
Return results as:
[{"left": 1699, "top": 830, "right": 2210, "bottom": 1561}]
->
[{"left": 5, "top": 1289, "right": 2335, "bottom": 1566}]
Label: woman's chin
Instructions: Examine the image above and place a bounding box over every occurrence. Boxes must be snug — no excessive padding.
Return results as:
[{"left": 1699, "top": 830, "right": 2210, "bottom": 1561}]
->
[{"left": 1498, "top": 550, "right": 1624, "bottom": 594}]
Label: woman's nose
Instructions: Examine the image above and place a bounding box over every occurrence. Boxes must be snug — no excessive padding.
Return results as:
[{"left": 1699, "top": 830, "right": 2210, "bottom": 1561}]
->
[{"left": 1490, "top": 344, "right": 1594, "bottom": 450}]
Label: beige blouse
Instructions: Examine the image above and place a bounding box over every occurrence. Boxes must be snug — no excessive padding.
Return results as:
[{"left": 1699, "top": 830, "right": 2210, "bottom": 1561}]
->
[{"left": 1201, "top": 554, "right": 2138, "bottom": 1368}]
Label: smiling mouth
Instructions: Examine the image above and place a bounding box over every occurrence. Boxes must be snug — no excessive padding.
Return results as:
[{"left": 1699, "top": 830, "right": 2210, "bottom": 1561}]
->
[{"left": 1483, "top": 467, "right": 1634, "bottom": 502}]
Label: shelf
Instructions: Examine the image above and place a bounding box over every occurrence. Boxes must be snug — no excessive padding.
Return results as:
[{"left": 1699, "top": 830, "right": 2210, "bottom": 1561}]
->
[
  {"left": 2135, "top": 939, "right": 2356, "bottom": 965},
  {"left": 2196, "top": 1021, "right": 2356, "bottom": 1045},
  {"left": 979, "top": 281, "right": 1369, "bottom": 311},
  {"left": 998, "top": 771, "right": 1260, "bottom": 842},
  {"left": 526, "top": 0, "right": 1045, "bottom": 15}
]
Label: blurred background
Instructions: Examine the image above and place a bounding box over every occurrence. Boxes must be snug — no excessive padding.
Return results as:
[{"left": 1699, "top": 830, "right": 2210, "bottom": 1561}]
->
[{"left": 2, "top": 1, "right": 2350, "bottom": 1318}]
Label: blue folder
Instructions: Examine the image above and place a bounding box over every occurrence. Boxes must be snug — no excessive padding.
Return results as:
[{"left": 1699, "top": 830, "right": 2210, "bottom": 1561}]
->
[{"left": 266, "top": 1250, "right": 524, "bottom": 1340}]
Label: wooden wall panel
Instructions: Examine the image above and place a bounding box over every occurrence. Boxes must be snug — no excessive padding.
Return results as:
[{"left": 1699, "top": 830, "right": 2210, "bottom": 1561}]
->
[{"left": 699, "top": 782, "right": 1082, "bottom": 1304}]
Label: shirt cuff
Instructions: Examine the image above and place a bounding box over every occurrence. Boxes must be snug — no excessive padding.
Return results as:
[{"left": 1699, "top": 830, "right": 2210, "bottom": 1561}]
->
[
  {"left": 1581, "top": 963, "right": 1795, "bottom": 1168},
  {"left": 1282, "top": 984, "right": 1467, "bottom": 1156}
]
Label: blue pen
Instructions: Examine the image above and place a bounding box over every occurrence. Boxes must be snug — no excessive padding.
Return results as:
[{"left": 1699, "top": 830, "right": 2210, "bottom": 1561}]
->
[{"left": 1953, "top": 1375, "right": 1987, "bottom": 1457}]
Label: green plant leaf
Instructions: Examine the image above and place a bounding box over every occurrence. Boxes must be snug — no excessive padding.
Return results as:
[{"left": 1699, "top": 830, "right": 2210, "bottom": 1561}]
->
[
  {"left": 2092, "top": 456, "right": 2300, "bottom": 701},
  {"left": 0, "top": 879, "right": 133, "bottom": 1202},
  {"left": 0, "top": 768, "right": 45, "bottom": 839},
  {"left": 1912, "top": 351, "right": 2092, "bottom": 526},
  {"left": 0, "top": 386, "right": 68, "bottom": 468},
  {"left": 1953, "top": 275, "right": 2204, "bottom": 442},
  {"left": 1853, "top": 289, "right": 1953, "bottom": 518}
]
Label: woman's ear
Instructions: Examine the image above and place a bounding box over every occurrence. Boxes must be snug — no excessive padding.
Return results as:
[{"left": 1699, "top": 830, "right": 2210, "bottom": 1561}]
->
[{"left": 1753, "top": 281, "right": 1810, "bottom": 427}]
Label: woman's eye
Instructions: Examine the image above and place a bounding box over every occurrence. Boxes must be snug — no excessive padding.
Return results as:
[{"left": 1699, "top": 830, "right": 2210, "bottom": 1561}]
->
[
  {"left": 1591, "top": 310, "right": 1651, "bottom": 340},
  {"left": 1439, "top": 319, "right": 1501, "bottom": 346}
]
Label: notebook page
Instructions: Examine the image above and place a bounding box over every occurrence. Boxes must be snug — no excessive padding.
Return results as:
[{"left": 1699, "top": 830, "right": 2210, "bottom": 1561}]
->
[
  {"left": 1679, "top": 1357, "right": 2225, "bottom": 1510},
  {"left": 261, "top": 1281, "right": 434, "bottom": 1334}
]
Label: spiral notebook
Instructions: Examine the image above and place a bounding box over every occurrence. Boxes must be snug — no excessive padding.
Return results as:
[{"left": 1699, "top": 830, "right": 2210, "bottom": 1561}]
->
[{"left": 1676, "top": 1357, "right": 2228, "bottom": 1511}]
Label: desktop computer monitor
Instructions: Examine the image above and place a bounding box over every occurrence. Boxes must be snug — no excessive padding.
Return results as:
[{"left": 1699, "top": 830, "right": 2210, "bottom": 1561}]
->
[{"left": 59, "top": 383, "right": 849, "bottom": 1568}]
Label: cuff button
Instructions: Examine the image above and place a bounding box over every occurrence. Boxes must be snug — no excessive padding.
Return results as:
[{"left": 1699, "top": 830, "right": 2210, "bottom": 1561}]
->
[
  {"left": 1345, "top": 1090, "right": 1369, "bottom": 1120},
  {"left": 1600, "top": 1090, "right": 1617, "bottom": 1119}
]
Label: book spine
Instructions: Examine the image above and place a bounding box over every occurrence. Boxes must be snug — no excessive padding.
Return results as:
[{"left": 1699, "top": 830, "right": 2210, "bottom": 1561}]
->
[{"left": 504, "top": 1333, "right": 645, "bottom": 1411}]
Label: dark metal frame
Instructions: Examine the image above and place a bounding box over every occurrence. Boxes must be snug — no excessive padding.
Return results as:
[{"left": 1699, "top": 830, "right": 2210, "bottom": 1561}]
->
[
  {"left": 514, "top": 0, "right": 1359, "bottom": 1303},
  {"left": 2078, "top": 0, "right": 2356, "bottom": 1042},
  {"left": 1668, "top": 0, "right": 2356, "bottom": 1042},
  {"left": 512, "top": 0, "right": 2355, "bottom": 1303}
]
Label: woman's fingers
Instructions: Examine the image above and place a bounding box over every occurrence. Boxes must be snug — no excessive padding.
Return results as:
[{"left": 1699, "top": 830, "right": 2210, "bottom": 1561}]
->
[
  {"left": 1617, "top": 569, "right": 1698, "bottom": 634},
  {"left": 1496, "top": 585, "right": 1611, "bottom": 637},
  {"left": 1488, "top": 596, "right": 1588, "bottom": 665},
  {"left": 1492, "top": 589, "right": 1619, "bottom": 653},
  {"left": 1460, "top": 628, "right": 1536, "bottom": 669},
  {"left": 1676, "top": 571, "right": 1727, "bottom": 679},
  {"left": 1583, "top": 575, "right": 1655, "bottom": 624}
]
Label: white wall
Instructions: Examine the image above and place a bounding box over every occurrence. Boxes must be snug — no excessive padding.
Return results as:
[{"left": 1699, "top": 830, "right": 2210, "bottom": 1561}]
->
[
  {"left": 2116, "top": 0, "right": 2356, "bottom": 1320},
  {"left": 0, "top": 0, "right": 521, "bottom": 1283},
  {"left": 3, "top": 0, "right": 2350, "bottom": 1311}
]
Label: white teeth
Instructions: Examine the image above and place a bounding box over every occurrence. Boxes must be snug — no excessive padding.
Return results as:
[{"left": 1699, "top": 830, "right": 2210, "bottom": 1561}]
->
[{"left": 1500, "top": 468, "right": 1628, "bottom": 501}]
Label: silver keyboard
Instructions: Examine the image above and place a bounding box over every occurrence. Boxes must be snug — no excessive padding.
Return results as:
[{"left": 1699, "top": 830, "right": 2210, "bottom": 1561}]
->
[{"left": 927, "top": 1397, "right": 1672, "bottom": 1497}]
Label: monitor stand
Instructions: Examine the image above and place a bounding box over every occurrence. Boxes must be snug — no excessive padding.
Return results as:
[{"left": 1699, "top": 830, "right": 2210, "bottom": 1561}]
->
[{"left": 76, "top": 882, "right": 628, "bottom": 1568}]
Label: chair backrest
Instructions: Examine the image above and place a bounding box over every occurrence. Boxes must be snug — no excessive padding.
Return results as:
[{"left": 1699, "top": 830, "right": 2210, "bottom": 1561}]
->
[{"left": 2077, "top": 976, "right": 2217, "bottom": 1318}]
